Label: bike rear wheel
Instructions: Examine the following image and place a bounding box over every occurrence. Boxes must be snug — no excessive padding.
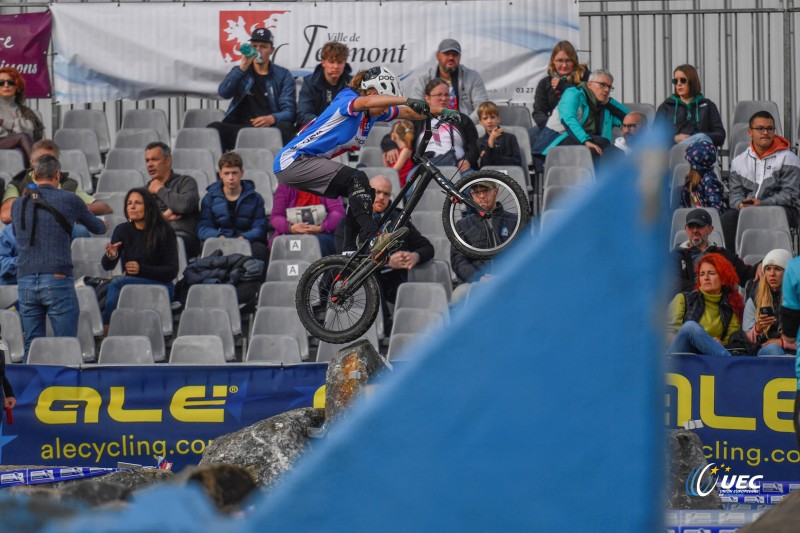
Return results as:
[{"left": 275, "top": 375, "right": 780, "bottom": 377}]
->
[
  {"left": 295, "top": 255, "right": 381, "bottom": 345},
  {"left": 442, "top": 170, "right": 531, "bottom": 260}
]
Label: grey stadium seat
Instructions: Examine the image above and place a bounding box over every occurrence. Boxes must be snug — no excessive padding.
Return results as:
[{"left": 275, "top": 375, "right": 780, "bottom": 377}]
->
[
  {"left": 62, "top": 109, "right": 112, "bottom": 155},
  {"left": 236, "top": 147, "right": 275, "bottom": 174},
  {"left": 170, "top": 335, "right": 227, "bottom": 364},
  {"left": 543, "top": 166, "right": 593, "bottom": 189},
  {"left": 175, "top": 128, "right": 223, "bottom": 163},
  {"left": 72, "top": 238, "right": 121, "bottom": 278},
  {"left": 245, "top": 334, "right": 303, "bottom": 364},
  {"left": 735, "top": 206, "right": 791, "bottom": 253},
  {"left": 265, "top": 259, "right": 311, "bottom": 282},
  {"left": 731, "top": 100, "right": 781, "bottom": 135},
  {"left": 95, "top": 169, "right": 146, "bottom": 194},
  {"left": 0, "top": 149, "right": 26, "bottom": 176},
  {"left": 387, "top": 332, "right": 435, "bottom": 361},
  {"left": 251, "top": 307, "right": 310, "bottom": 361},
  {"left": 98, "top": 336, "right": 155, "bottom": 365},
  {"left": 390, "top": 307, "right": 447, "bottom": 337},
  {"left": 543, "top": 145, "right": 593, "bottom": 173},
  {"left": 45, "top": 312, "right": 96, "bottom": 362},
  {"left": 183, "top": 108, "right": 225, "bottom": 129},
  {"left": 316, "top": 323, "right": 379, "bottom": 363},
  {"left": 395, "top": 282, "right": 450, "bottom": 317},
  {"left": 669, "top": 163, "right": 691, "bottom": 210},
  {"left": 27, "top": 337, "right": 84, "bottom": 366},
  {"left": 121, "top": 109, "right": 170, "bottom": 143},
  {"left": 114, "top": 128, "right": 160, "bottom": 149},
  {"left": 171, "top": 148, "right": 216, "bottom": 177},
  {"left": 542, "top": 185, "right": 581, "bottom": 212},
  {"left": 357, "top": 146, "right": 385, "bottom": 167},
  {"left": 407, "top": 259, "right": 453, "bottom": 300},
  {"left": 497, "top": 104, "right": 533, "bottom": 129},
  {"left": 257, "top": 281, "right": 298, "bottom": 308},
  {"left": 53, "top": 128, "right": 103, "bottom": 175},
  {"left": 176, "top": 309, "right": 235, "bottom": 362},
  {"left": 738, "top": 229, "right": 793, "bottom": 259},
  {"left": 59, "top": 149, "right": 93, "bottom": 193},
  {"left": 0, "top": 309, "right": 25, "bottom": 363},
  {"left": 621, "top": 102, "right": 656, "bottom": 123},
  {"left": 117, "top": 284, "right": 174, "bottom": 337},
  {"left": 235, "top": 127, "right": 283, "bottom": 154},
  {"left": 104, "top": 148, "right": 148, "bottom": 175},
  {"left": 270, "top": 234, "right": 323, "bottom": 262},
  {"left": 108, "top": 308, "right": 166, "bottom": 362},
  {"left": 185, "top": 284, "right": 242, "bottom": 336}
]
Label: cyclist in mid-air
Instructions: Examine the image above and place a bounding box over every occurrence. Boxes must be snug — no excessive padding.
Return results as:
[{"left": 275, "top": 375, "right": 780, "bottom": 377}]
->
[{"left": 274, "top": 66, "right": 458, "bottom": 256}]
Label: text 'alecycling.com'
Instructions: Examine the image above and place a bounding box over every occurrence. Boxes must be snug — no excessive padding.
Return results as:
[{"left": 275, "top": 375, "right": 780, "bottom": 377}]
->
[
  {"left": 704, "top": 440, "right": 800, "bottom": 467},
  {"left": 40, "top": 435, "right": 214, "bottom": 463}
]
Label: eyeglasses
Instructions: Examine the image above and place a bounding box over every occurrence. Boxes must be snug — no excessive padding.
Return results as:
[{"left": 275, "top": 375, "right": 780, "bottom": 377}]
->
[
  {"left": 672, "top": 77, "right": 689, "bottom": 85},
  {"left": 554, "top": 59, "right": 573, "bottom": 65},
  {"left": 0, "top": 80, "right": 16, "bottom": 87},
  {"left": 591, "top": 81, "right": 614, "bottom": 91},
  {"left": 751, "top": 126, "right": 776, "bottom": 133},
  {"left": 622, "top": 123, "right": 640, "bottom": 130}
]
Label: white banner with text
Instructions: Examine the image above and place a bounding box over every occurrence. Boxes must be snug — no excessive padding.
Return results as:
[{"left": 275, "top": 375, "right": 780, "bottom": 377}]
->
[{"left": 51, "top": 1, "right": 578, "bottom": 105}]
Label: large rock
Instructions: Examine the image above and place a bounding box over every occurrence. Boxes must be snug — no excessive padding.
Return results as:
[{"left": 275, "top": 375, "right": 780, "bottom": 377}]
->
[
  {"left": 325, "top": 339, "right": 390, "bottom": 423},
  {"left": 739, "top": 488, "right": 800, "bottom": 532},
  {"left": 172, "top": 463, "right": 256, "bottom": 512},
  {"left": 667, "top": 429, "right": 722, "bottom": 509},
  {"left": 199, "top": 407, "right": 325, "bottom": 487}
]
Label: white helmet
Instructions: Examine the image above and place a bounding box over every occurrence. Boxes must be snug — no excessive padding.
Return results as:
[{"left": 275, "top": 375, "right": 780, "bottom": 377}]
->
[{"left": 360, "top": 66, "right": 403, "bottom": 97}]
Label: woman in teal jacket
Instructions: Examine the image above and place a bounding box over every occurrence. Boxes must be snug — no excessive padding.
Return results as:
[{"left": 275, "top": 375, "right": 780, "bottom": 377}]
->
[{"left": 539, "top": 68, "right": 629, "bottom": 160}]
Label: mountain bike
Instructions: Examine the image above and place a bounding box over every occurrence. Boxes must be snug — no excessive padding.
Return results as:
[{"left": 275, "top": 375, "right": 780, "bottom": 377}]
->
[{"left": 295, "top": 110, "right": 531, "bottom": 343}]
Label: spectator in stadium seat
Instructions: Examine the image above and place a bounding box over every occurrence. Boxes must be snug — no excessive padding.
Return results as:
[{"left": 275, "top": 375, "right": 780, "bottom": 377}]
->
[
  {"left": 531, "top": 41, "right": 589, "bottom": 147},
  {"left": 0, "top": 66, "right": 43, "bottom": 160},
  {"left": 0, "top": 139, "right": 112, "bottom": 232},
  {"left": 336, "top": 175, "right": 433, "bottom": 329},
  {"left": 198, "top": 152, "right": 268, "bottom": 262},
  {"left": 667, "top": 252, "right": 743, "bottom": 356},
  {"left": 144, "top": 142, "right": 201, "bottom": 258},
  {"left": 477, "top": 101, "right": 523, "bottom": 168},
  {"left": 613, "top": 111, "right": 647, "bottom": 155},
  {"left": 743, "top": 248, "right": 795, "bottom": 356},
  {"left": 655, "top": 64, "right": 725, "bottom": 147},
  {"left": 296, "top": 41, "right": 352, "bottom": 129},
  {"left": 269, "top": 183, "right": 345, "bottom": 257},
  {"left": 450, "top": 178, "right": 517, "bottom": 284},
  {"left": 536, "top": 68, "right": 628, "bottom": 165},
  {"left": 410, "top": 38, "right": 488, "bottom": 122},
  {"left": 672, "top": 208, "right": 757, "bottom": 294},
  {"left": 720, "top": 110, "right": 800, "bottom": 250},
  {"left": 382, "top": 79, "right": 480, "bottom": 176},
  {"left": 102, "top": 188, "right": 178, "bottom": 331},
  {"left": 680, "top": 139, "right": 726, "bottom": 213},
  {"left": 209, "top": 28, "right": 296, "bottom": 151},
  {"left": 13, "top": 155, "right": 105, "bottom": 357}
]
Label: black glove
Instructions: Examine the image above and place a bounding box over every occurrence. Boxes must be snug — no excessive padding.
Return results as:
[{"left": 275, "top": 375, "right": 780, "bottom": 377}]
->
[
  {"left": 405, "top": 98, "right": 429, "bottom": 115},
  {"left": 440, "top": 108, "right": 460, "bottom": 122}
]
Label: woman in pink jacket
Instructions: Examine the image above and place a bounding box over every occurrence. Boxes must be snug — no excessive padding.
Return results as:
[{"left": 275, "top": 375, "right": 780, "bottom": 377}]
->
[{"left": 269, "top": 183, "right": 345, "bottom": 256}]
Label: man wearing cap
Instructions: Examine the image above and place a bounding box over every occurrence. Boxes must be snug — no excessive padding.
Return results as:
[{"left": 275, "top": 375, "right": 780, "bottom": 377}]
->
[
  {"left": 209, "top": 28, "right": 297, "bottom": 151},
  {"left": 720, "top": 110, "right": 800, "bottom": 249},
  {"left": 450, "top": 179, "right": 517, "bottom": 284},
  {"left": 410, "top": 38, "right": 488, "bottom": 122},
  {"left": 672, "top": 208, "right": 758, "bottom": 294}
]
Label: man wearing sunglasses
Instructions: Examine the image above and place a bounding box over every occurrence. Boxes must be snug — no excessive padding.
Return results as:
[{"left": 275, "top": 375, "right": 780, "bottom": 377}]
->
[{"left": 721, "top": 110, "right": 800, "bottom": 249}]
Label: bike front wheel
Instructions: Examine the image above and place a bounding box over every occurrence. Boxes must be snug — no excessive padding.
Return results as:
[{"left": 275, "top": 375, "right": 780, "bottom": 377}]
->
[
  {"left": 295, "top": 255, "right": 381, "bottom": 345},
  {"left": 442, "top": 170, "right": 531, "bottom": 260}
]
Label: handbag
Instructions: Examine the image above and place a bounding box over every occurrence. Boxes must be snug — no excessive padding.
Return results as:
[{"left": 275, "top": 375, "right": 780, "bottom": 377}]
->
[{"left": 285, "top": 204, "right": 327, "bottom": 226}]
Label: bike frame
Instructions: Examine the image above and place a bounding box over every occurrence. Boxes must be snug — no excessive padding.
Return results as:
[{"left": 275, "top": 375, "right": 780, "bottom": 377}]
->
[{"left": 329, "top": 113, "right": 489, "bottom": 300}]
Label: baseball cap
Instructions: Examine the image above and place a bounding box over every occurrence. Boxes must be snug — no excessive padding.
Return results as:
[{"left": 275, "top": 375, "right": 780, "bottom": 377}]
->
[
  {"left": 250, "top": 28, "right": 273, "bottom": 44},
  {"left": 472, "top": 180, "right": 498, "bottom": 190},
  {"left": 437, "top": 38, "right": 461, "bottom": 54},
  {"left": 685, "top": 208, "right": 712, "bottom": 227}
]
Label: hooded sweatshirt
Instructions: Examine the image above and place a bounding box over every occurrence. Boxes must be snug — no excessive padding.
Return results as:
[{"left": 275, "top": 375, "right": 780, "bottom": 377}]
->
[{"left": 655, "top": 93, "right": 726, "bottom": 146}]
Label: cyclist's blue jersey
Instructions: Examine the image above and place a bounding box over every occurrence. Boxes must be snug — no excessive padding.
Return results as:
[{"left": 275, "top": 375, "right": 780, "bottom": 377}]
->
[{"left": 274, "top": 88, "right": 399, "bottom": 173}]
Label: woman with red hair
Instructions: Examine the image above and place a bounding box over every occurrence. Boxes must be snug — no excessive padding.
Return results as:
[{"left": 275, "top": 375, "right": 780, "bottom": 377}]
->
[
  {"left": 0, "top": 67, "right": 43, "bottom": 159},
  {"left": 667, "top": 252, "right": 743, "bottom": 356}
]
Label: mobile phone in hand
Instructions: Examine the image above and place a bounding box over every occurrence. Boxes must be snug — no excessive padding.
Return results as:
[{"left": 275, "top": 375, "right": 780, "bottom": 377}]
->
[{"left": 760, "top": 307, "right": 775, "bottom": 317}]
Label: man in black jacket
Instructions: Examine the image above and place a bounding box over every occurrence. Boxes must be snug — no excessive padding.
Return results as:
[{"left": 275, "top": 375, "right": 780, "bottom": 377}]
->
[
  {"left": 672, "top": 208, "right": 758, "bottom": 294},
  {"left": 296, "top": 41, "right": 352, "bottom": 129}
]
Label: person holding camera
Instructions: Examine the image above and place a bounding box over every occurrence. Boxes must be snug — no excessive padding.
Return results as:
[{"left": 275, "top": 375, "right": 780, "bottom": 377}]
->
[{"left": 742, "top": 248, "right": 795, "bottom": 356}]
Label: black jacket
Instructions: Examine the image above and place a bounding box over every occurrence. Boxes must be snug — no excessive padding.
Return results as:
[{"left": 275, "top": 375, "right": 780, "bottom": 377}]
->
[
  {"left": 655, "top": 94, "right": 726, "bottom": 146},
  {"left": 450, "top": 203, "right": 518, "bottom": 282},
  {"left": 296, "top": 63, "right": 353, "bottom": 128},
  {"left": 532, "top": 72, "right": 589, "bottom": 129},
  {"left": 478, "top": 132, "right": 522, "bottom": 168},
  {"left": 672, "top": 244, "right": 758, "bottom": 294}
]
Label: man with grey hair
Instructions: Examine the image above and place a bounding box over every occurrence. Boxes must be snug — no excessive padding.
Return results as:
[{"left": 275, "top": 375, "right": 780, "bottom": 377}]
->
[
  {"left": 538, "top": 68, "right": 629, "bottom": 163},
  {"left": 410, "top": 38, "right": 488, "bottom": 121},
  {"left": 12, "top": 154, "right": 105, "bottom": 358}
]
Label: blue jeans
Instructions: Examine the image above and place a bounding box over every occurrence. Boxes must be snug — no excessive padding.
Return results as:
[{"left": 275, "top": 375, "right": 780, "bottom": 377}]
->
[
  {"left": 102, "top": 276, "right": 175, "bottom": 325},
  {"left": 757, "top": 343, "right": 787, "bottom": 356},
  {"left": 669, "top": 321, "right": 732, "bottom": 356},
  {"left": 18, "top": 273, "right": 80, "bottom": 360}
]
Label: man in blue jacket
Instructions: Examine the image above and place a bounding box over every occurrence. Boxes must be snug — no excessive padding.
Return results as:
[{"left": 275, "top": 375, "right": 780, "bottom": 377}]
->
[
  {"left": 296, "top": 41, "right": 352, "bottom": 129},
  {"left": 209, "top": 28, "right": 297, "bottom": 151}
]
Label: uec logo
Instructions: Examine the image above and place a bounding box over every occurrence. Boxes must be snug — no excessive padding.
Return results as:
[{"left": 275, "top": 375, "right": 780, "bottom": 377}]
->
[{"left": 686, "top": 462, "right": 763, "bottom": 496}]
